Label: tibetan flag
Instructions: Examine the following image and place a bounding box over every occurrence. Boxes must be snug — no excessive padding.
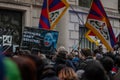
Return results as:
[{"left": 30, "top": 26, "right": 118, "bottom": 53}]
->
[
  {"left": 39, "top": 0, "right": 69, "bottom": 30},
  {"left": 39, "top": 0, "right": 50, "bottom": 29},
  {"left": 85, "top": 30, "right": 99, "bottom": 45},
  {"left": 85, "top": 0, "right": 117, "bottom": 51}
]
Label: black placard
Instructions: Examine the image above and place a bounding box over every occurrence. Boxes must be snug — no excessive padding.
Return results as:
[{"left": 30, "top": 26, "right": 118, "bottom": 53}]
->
[{"left": 21, "top": 27, "right": 59, "bottom": 54}]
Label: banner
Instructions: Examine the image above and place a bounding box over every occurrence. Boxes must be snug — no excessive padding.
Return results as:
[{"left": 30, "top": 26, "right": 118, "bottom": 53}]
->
[
  {"left": 0, "top": 27, "right": 13, "bottom": 54},
  {"left": 39, "top": 0, "right": 69, "bottom": 30},
  {"left": 21, "top": 27, "right": 59, "bottom": 54},
  {"left": 85, "top": 0, "right": 117, "bottom": 51}
]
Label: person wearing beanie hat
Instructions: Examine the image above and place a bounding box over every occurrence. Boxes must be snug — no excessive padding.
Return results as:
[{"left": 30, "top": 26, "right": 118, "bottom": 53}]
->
[
  {"left": 3, "top": 58, "right": 22, "bottom": 80},
  {"left": 57, "top": 46, "right": 66, "bottom": 52}
]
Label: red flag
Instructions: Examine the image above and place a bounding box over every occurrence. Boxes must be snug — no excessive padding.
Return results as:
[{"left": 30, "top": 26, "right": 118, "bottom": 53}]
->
[
  {"left": 85, "top": 0, "right": 117, "bottom": 51},
  {"left": 39, "top": 0, "right": 69, "bottom": 30}
]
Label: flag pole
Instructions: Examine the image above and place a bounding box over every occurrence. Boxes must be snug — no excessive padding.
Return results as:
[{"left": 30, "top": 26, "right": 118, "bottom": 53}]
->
[{"left": 70, "top": 5, "right": 85, "bottom": 52}]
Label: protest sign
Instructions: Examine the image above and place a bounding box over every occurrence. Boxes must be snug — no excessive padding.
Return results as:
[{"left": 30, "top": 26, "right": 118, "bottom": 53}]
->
[
  {"left": 0, "top": 27, "right": 13, "bottom": 54},
  {"left": 21, "top": 27, "right": 59, "bottom": 54}
]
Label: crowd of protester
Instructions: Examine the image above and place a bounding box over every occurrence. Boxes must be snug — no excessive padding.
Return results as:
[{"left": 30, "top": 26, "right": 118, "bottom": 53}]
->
[{"left": 1, "top": 45, "right": 120, "bottom": 80}]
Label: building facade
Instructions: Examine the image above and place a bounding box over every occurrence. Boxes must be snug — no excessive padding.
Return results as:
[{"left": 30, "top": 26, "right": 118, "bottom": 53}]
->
[
  {"left": 67, "top": 0, "right": 120, "bottom": 52},
  {"left": 0, "top": 0, "right": 120, "bottom": 52}
]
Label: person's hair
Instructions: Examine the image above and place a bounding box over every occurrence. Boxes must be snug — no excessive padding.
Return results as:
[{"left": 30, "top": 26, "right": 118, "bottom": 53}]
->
[
  {"left": 41, "top": 64, "right": 56, "bottom": 79},
  {"left": 12, "top": 56, "right": 37, "bottom": 80},
  {"left": 56, "top": 64, "right": 66, "bottom": 76},
  {"left": 57, "top": 50, "right": 67, "bottom": 59},
  {"left": 26, "top": 54, "right": 46, "bottom": 80},
  {"left": 100, "top": 56, "right": 114, "bottom": 72},
  {"left": 81, "top": 48, "right": 93, "bottom": 57},
  {"left": 115, "top": 55, "right": 120, "bottom": 67},
  {"left": 93, "top": 49, "right": 99, "bottom": 56},
  {"left": 67, "top": 54, "right": 73, "bottom": 60},
  {"left": 58, "top": 67, "right": 78, "bottom": 80},
  {"left": 82, "top": 60, "right": 107, "bottom": 80}
]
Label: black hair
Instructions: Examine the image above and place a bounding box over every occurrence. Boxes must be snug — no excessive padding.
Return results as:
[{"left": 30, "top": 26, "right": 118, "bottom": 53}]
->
[{"left": 82, "top": 60, "right": 107, "bottom": 80}]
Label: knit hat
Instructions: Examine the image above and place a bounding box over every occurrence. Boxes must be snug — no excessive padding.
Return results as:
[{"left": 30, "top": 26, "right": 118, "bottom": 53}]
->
[
  {"left": 3, "top": 58, "right": 22, "bottom": 80},
  {"left": 57, "top": 46, "right": 66, "bottom": 52}
]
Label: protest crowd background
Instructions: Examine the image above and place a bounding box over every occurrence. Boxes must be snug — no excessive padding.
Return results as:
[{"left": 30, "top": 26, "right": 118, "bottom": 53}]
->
[
  {"left": 0, "top": 45, "right": 120, "bottom": 80},
  {"left": 0, "top": 0, "right": 120, "bottom": 80}
]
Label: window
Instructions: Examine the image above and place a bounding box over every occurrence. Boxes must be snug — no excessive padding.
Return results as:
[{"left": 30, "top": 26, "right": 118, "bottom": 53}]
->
[
  {"left": 79, "top": 25, "right": 96, "bottom": 50},
  {"left": 0, "top": 9, "right": 22, "bottom": 45},
  {"left": 117, "top": 33, "right": 120, "bottom": 42},
  {"left": 119, "top": 0, "right": 120, "bottom": 13},
  {"left": 79, "top": 0, "right": 92, "bottom": 8}
]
